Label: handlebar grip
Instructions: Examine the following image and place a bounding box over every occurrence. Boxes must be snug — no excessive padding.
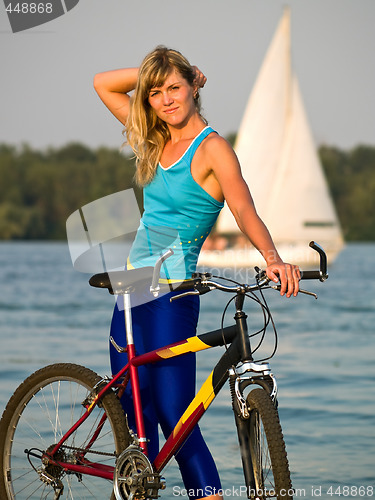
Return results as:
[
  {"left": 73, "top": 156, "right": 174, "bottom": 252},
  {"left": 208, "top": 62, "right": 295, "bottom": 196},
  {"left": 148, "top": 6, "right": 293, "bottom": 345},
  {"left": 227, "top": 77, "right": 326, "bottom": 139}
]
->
[
  {"left": 156, "top": 278, "right": 202, "bottom": 296},
  {"left": 172, "top": 279, "right": 201, "bottom": 292},
  {"left": 301, "top": 270, "right": 323, "bottom": 280}
]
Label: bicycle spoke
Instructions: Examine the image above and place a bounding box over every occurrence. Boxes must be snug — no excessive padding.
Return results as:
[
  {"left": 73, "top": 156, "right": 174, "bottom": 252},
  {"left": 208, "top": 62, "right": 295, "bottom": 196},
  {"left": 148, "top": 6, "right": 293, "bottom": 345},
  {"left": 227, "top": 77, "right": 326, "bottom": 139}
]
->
[{"left": 1, "top": 364, "right": 130, "bottom": 500}]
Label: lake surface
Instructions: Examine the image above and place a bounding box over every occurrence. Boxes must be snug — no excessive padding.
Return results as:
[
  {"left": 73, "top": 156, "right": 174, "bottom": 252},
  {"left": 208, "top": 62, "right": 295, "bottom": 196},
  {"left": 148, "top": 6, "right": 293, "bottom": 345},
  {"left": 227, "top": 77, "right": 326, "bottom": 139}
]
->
[{"left": 0, "top": 242, "right": 374, "bottom": 499}]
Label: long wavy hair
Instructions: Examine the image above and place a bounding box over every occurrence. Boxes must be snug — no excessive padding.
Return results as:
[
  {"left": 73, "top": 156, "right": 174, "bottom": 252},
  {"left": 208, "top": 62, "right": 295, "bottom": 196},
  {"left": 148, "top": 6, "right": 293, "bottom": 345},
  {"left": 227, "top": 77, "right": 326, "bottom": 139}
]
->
[{"left": 125, "top": 46, "right": 205, "bottom": 187}]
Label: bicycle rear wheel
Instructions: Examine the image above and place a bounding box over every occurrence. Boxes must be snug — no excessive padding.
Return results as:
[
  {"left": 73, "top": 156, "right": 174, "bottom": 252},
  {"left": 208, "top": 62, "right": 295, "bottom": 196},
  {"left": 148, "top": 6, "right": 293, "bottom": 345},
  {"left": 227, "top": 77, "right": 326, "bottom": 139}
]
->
[
  {"left": 246, "top": 388, "right": 292, "bottom": 500},
  {"left": 0, "top": 363, "right": 131, "bottom": 500}
]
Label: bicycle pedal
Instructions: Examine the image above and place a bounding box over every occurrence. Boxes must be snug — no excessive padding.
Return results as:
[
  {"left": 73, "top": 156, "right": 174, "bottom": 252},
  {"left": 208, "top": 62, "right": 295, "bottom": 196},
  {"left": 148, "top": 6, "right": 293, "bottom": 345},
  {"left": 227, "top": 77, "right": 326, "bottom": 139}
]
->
[{"left": 142, "top": 473, "right": 166, "bottom": 495}]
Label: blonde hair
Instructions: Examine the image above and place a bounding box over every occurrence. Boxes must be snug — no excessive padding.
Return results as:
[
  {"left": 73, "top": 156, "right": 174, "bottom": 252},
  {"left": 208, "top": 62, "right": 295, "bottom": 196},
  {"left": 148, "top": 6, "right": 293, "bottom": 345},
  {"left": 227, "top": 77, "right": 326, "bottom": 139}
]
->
[{"left": 125, "top": 46, "right": 205, "bottom": 187}]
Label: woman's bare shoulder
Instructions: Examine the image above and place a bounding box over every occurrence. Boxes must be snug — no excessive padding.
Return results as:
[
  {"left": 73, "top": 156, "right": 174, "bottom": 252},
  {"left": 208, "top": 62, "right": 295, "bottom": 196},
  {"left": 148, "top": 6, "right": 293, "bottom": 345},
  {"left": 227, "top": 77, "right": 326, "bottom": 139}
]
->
[
  {"left": 205, "top": 131, "right": 232, "bottom": 149},
  {"left": 203, "top": 131, "right": 240, "bottom": 169}
]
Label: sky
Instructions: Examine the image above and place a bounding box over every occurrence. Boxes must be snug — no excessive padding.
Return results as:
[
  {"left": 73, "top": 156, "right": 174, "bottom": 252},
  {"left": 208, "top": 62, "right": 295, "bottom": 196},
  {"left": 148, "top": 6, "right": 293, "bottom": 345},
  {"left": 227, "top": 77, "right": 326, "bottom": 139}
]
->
[{"left": 0, "top": 0, "right": 374, "bottom": 152}]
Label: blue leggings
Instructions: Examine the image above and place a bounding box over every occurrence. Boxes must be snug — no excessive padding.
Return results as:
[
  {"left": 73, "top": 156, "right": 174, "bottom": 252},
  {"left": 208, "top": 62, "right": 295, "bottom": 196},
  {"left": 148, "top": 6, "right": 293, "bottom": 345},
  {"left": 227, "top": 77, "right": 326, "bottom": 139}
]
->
[{"left": 110, "top": 290, "right": 221, "bottom": 499}]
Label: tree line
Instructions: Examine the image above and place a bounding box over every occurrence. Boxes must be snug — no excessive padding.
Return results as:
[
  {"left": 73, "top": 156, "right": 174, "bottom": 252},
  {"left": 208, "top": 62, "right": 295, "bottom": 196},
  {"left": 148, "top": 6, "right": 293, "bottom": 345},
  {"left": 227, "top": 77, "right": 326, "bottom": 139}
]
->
[
  {"left": 0, "top": 141, "right": 374, "bottom": 241},
  {"left": 319, "top": 144, "right": 375, "bottom": 241}
]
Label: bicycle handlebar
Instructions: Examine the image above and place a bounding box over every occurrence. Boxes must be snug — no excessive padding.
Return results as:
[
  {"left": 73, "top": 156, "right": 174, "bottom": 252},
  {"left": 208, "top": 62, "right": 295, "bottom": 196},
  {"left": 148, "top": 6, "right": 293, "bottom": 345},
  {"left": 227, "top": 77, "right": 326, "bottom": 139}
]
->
[
  {"left": 89, "top": 241, "right": 328, "bottom": 298},
  {"left": 164, "top": 240, "right": 328, "bottom": 301}
]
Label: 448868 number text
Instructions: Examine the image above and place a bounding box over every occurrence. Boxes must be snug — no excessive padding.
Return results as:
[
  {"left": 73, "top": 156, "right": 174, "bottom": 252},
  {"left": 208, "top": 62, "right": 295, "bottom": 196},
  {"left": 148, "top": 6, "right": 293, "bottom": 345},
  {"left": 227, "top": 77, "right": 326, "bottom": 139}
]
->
[{"left": 5, "top": 3, "right": 53, "bottom": 14}]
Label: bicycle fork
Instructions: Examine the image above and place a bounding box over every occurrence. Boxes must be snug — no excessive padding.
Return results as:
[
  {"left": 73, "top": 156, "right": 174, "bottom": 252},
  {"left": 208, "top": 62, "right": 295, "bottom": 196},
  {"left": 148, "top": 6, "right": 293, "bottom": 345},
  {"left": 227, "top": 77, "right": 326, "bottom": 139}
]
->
[{"left": 229, "top": 297, "right": 277, "bottom": 499}]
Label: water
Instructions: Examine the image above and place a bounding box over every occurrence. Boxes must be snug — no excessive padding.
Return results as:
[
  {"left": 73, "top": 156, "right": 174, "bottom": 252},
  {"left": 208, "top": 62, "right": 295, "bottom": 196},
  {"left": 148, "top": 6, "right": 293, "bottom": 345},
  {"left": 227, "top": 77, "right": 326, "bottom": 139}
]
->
[{"left": 0, "top": 242, "right": 374, "bottom": 499}]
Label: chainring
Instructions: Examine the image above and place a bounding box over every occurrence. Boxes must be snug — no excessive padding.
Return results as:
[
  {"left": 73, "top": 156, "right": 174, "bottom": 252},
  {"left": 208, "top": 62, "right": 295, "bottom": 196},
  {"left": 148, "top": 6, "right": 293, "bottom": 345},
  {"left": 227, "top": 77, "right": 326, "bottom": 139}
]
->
[{"left": 113, "top": 445, "right": 165, "bottom": 500}]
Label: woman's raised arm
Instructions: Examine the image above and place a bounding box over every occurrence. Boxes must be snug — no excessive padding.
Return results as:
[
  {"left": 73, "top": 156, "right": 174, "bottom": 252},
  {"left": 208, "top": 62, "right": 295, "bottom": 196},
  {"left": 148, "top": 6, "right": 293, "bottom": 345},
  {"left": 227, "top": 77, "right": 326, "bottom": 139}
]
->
[{"left": 93, "top": 68, "right": 139, "bottom": 125}]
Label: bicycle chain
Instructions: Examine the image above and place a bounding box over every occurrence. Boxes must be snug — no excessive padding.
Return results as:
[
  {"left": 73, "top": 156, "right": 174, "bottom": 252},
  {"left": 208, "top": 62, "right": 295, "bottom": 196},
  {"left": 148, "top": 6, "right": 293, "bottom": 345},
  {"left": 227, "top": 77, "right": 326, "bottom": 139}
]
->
[{"left": 60, "top": 444, "right": 116, "bottom": 457}]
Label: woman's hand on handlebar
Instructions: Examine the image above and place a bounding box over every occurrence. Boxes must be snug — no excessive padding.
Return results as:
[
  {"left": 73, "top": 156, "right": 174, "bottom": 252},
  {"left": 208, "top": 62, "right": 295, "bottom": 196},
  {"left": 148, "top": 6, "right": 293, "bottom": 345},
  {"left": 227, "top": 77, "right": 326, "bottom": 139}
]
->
[{"left": 265, "top": 261, "right": 301, "bottom": 298}]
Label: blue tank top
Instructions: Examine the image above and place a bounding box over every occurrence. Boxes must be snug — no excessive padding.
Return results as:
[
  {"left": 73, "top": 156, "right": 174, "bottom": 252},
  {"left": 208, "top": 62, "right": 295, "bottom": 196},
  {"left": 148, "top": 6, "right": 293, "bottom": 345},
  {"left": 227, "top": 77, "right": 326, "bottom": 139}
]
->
[{"left": 129, "top": 126, "right": 224, "bottom": 279}]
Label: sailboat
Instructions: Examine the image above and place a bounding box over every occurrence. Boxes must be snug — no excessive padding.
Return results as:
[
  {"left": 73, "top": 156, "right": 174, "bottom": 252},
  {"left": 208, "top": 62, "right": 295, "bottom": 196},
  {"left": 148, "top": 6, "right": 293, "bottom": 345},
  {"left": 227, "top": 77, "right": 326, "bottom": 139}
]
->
[{"left": 198, "top": 8, "right": 344, "bottom": 270}]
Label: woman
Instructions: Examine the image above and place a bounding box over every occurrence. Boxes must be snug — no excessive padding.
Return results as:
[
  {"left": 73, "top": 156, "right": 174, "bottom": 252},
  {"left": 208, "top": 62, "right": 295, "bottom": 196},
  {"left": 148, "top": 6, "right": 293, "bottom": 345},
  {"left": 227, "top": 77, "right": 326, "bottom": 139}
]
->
[{"left": 94, "top": 46, "right": 300, "bottom": 500}]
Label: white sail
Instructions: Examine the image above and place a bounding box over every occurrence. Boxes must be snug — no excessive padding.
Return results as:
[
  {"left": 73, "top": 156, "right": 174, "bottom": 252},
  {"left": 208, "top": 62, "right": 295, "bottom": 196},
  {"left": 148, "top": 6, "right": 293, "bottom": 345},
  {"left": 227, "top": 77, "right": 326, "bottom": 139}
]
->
[{"left": 199, "top": 8, "right": 344, "bottom": 269}]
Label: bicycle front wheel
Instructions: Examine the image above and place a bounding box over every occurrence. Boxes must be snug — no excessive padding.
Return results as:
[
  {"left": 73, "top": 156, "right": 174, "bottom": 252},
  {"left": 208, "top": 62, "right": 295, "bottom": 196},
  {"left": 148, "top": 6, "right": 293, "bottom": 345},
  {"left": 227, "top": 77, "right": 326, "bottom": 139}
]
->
[
  {"left": 0, "top": 363, "right": 131, "bottom": 500},
  {"left": 246, "top": 388, "right": 292, "bottom": 500}
]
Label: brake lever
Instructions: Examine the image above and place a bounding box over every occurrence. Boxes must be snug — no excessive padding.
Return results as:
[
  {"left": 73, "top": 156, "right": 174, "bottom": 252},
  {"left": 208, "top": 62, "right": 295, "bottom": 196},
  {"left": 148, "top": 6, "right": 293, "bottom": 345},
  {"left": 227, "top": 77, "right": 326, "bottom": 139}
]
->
[
  {"left": 169, "top": 286, "right": 213, "bottom": 302},
  {"left": 270, "top": 284, "right": 318, "bottom": 299},
  {"left": 255, "top": 265, "right": 319, "bottom": 299},
  {"left": 169, "top": 290, "right": 200, "bottom": 302}
]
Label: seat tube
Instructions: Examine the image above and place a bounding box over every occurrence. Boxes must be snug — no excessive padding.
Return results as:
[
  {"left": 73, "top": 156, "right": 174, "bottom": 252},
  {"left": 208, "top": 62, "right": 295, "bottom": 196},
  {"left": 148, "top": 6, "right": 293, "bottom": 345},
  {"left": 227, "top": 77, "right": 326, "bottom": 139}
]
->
[{"left": 123, "top": 292, "right": 148, "bottom": 454}]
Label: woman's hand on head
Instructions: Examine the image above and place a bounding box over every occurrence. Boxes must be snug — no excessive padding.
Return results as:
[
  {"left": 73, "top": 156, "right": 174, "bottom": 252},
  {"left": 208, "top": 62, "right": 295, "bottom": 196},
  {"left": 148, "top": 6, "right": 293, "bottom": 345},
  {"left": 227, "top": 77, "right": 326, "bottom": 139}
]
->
[
  {"left": 192, "top": 66, "right": 207, "bottom": 89},
  {"left": 266, "top": 261, "right": 301, "bottom": 298}
]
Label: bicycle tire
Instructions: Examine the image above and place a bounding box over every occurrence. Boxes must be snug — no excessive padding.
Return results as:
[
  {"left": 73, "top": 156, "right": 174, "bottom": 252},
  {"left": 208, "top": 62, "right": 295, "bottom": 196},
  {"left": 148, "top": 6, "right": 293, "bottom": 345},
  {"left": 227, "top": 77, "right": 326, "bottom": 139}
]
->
[
  {"left": 246, "top": 388, "right": 292, "bottom": 500},
  {"left": 0, "top": 363, "right": 131, "bottom": 500}
]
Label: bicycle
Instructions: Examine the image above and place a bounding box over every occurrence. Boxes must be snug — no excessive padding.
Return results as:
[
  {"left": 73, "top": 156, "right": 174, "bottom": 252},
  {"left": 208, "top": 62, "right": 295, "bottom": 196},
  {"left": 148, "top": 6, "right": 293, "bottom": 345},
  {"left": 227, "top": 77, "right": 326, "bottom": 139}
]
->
[{"left": 0, "top": 241, "right": 328, "bottom": 500}]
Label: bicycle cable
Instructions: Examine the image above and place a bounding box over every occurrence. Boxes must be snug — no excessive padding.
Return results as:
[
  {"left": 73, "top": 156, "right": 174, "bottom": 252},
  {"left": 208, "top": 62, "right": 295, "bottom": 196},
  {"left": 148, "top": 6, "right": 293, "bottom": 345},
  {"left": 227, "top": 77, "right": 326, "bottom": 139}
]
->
[
  {"left": 212, "top": 274, "right": 279, "bottom": 363},
  {"left": 253, "top": 274, "right": 279, "bottom": 362}
]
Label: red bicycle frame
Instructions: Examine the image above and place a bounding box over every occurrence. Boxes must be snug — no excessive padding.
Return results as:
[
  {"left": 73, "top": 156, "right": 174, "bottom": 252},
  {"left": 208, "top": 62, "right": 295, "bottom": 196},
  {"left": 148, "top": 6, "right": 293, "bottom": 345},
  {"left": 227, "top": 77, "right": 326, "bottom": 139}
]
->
[{"left": 47, "top": 290, "right": 240, "bottom": 481}]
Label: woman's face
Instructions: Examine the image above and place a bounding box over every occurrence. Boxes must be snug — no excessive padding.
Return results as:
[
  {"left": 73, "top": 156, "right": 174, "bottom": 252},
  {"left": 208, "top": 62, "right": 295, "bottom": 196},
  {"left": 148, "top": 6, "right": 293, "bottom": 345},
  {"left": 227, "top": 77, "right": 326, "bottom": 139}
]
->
[{"left": 147, "top": 70, "right": 197, "bottom": 128}]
